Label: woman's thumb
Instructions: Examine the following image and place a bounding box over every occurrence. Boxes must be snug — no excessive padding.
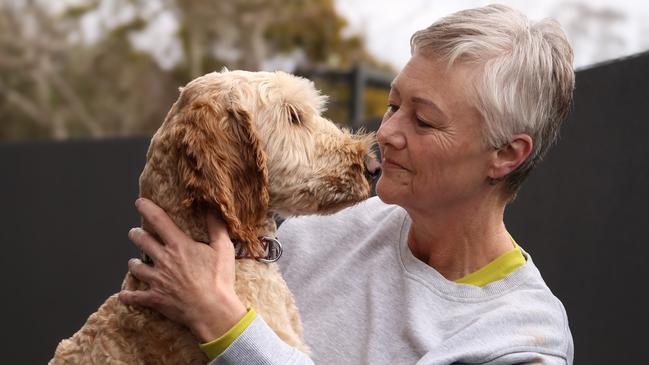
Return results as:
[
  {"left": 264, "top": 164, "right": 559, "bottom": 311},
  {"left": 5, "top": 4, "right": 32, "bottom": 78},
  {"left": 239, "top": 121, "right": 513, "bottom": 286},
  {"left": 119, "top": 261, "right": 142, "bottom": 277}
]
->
[{"left": 206, "top": 211, "right": 232, "bottom": 251}]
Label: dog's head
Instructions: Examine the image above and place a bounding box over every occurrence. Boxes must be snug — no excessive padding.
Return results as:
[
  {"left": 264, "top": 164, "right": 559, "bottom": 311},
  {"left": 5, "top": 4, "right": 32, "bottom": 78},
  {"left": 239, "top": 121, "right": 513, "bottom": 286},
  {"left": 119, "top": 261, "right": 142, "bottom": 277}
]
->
[{"left": 153, "top": 70, "right": 378, "bottom": 252}]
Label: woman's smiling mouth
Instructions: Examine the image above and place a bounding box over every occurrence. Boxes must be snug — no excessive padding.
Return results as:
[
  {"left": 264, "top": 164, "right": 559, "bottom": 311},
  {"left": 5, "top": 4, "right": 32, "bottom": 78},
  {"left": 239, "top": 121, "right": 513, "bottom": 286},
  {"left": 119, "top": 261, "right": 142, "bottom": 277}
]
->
[{"left": 382, "top": 157, "right": 410, "bottom": 172}]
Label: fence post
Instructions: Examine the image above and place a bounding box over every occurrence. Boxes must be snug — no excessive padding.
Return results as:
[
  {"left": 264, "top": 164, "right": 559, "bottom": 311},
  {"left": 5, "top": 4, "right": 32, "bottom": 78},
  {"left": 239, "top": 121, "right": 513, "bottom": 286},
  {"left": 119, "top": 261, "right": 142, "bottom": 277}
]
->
[{"left": 350, "top": 64, "right": 365, "bottom": 130}]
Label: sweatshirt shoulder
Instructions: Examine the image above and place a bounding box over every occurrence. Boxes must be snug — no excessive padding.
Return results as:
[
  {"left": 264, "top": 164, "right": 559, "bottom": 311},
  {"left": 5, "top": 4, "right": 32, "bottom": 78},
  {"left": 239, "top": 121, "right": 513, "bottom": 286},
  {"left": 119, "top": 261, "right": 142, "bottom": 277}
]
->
[
  {"left": 279, "top": 196, "right": 402, "bottom": 234},
  {"left": 479, "top": 271, "right": 573, "bottom": 362},
  {"left": 276, "top": 196, "right": 406, "bottom": 268}
]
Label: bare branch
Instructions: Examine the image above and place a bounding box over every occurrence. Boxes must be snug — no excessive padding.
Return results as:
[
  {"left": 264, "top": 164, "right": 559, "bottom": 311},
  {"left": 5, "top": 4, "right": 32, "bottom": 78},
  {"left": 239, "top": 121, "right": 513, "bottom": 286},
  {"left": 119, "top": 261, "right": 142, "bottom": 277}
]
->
[
  {"left": 0, "top": 80, "right": 48, "bottom": 126},
  {"left": 47, "top": 68, "right": 103, "bottom": 137}
]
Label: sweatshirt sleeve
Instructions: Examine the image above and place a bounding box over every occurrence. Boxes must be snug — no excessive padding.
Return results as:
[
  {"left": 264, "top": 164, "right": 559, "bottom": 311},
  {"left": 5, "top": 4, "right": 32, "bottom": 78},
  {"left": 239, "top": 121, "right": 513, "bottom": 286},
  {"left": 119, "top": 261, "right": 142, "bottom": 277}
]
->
[
  {"left": 199, "top": 308, "right": 258, "bottom": 359},
  {"left": 493, "top": 352, "right": 569, "bottom": 365},
  {"left": 208, "top": 315, "right": 314, "bottom": 365}
]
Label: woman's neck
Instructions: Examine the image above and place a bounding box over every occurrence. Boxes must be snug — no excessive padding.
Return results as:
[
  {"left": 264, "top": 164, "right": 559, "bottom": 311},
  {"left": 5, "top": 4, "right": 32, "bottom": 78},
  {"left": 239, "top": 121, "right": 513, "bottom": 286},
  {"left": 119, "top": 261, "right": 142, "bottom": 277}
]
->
[{"left": 406, "top": 198, "right": 513, "bottom": 281}]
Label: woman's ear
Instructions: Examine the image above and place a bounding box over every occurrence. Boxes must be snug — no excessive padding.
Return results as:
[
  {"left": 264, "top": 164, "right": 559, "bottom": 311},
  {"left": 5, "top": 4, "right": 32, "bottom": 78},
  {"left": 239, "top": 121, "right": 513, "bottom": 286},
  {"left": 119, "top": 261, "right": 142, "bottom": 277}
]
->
[
  {"left": 488, "top": 134, "right": 533, "bottom": 181},
  {"left": 170, "top": 100, "right": 269, "bottom": 254}
]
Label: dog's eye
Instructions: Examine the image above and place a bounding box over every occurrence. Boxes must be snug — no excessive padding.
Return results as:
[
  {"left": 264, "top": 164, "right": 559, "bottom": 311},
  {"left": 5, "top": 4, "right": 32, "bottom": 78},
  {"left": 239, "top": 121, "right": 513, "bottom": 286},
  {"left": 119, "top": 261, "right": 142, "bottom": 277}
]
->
[{"left": 289, "top": 109, "right": 301, "bottom": 124}]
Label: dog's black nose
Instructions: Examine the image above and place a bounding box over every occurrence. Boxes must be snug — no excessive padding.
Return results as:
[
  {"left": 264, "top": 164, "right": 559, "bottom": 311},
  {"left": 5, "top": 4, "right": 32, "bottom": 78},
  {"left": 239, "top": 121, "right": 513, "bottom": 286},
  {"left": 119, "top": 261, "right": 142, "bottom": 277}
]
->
[{"left": 364, "top": 156, "right": 381, "bottom": 180}]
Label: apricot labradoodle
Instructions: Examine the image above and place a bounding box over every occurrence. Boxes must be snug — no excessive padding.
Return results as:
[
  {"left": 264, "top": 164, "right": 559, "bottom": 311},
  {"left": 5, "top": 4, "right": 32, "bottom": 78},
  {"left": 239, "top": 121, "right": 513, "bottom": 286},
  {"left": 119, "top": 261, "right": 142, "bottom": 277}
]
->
[{"left": 49, "top": 70, "right": 379, "bottom": 364}]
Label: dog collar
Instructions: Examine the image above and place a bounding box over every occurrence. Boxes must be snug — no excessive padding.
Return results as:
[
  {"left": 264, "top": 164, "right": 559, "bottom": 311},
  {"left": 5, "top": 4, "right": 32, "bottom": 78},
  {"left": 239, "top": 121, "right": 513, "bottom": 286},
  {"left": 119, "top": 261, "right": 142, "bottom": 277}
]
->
[{"left": 234, "top": 237, "right": 283, "bottom": 263}]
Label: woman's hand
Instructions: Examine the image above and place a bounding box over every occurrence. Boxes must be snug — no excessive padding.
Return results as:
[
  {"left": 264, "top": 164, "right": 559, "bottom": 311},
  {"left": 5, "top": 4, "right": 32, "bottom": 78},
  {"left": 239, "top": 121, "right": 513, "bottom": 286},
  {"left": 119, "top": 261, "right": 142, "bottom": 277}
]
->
[{"left": 118, "top": 198, "right": 247, "bottom": 342}]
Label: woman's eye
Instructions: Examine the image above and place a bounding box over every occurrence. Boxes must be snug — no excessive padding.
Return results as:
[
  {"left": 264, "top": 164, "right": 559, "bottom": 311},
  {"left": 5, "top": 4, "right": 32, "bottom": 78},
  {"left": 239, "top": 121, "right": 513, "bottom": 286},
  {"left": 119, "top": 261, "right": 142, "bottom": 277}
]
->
[
  {"left": 386, "top": 104, "right": 399, "bottom": 113},
  {"left": 416, "top": 117, "right": 433, "bottom": 128}
]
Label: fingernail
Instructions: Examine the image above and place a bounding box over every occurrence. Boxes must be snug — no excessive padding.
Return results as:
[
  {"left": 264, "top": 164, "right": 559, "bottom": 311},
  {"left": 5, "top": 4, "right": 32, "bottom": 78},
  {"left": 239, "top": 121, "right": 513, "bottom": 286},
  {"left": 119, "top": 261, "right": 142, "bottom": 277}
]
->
[{"left": 128, "top": 227, "right": 138, "bottom": 239}]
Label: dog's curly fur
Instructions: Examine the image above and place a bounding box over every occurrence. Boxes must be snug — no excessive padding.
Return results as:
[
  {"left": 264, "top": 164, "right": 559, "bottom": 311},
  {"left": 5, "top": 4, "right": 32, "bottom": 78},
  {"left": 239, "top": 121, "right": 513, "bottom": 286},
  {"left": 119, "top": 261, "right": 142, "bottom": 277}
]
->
[{"left": 49, "top": 70, "right": 377, "bottom": 364}]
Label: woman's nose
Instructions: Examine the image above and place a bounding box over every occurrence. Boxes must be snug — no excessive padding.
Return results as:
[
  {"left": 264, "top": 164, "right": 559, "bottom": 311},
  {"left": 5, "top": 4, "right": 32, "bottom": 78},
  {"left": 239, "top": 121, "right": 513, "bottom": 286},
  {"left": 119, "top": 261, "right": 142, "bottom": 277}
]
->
[{"left": 377, "top": 115, "right": 406, "bottom": 150}]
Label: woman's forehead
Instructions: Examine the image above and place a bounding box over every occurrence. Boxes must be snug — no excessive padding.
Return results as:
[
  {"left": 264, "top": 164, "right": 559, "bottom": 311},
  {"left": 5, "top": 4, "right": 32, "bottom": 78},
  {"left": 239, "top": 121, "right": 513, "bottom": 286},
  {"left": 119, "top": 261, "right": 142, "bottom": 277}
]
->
[{"left": 391, "top": 54, "right": 483, "bottom": 127}]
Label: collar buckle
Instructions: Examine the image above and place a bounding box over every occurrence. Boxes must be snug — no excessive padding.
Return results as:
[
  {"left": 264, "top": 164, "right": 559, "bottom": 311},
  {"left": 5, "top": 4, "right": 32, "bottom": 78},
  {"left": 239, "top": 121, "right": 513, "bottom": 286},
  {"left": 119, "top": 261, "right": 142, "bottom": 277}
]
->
[{"left": 234, "top": 236, "right": 283, "bottom": 263}]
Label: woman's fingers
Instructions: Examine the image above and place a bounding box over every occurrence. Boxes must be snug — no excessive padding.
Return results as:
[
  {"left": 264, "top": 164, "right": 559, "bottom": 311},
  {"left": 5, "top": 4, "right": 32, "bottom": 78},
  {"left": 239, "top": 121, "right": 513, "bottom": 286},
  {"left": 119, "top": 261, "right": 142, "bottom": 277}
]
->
[
  {"left": 127, "top": 258, "right": 158, "bottom": 284},
  {"left": 135, "top": 198, "right": 186, "bottom": 248},
  {"left": 118, "top": 288, "right": 160, "bottom": 308},
  {"left": 120, "top": 202, "right": 245, "bottom": 340},
  {"left": 128, "top": 227, "right": 165, "bottom": 263}
]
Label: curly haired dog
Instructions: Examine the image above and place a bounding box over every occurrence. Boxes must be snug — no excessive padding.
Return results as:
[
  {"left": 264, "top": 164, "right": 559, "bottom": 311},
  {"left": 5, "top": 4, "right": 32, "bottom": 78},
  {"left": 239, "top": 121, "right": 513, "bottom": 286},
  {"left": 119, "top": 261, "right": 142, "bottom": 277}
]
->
[{"left": 50, "top": 70, "right": 379, "bottom": 364}]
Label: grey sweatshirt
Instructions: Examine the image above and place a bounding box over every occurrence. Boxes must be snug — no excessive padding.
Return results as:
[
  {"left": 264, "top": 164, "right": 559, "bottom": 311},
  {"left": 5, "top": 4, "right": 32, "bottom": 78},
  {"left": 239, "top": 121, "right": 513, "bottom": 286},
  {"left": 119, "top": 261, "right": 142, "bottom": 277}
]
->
[{"left": 212, "top": 197, "right": 573, "bottom": 364}]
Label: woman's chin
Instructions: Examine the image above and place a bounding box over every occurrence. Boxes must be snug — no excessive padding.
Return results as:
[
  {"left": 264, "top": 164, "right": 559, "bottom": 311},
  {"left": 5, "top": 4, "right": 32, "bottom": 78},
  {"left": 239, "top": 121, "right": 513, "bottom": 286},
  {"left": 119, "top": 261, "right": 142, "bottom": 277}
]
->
[{"left": 376, "top": 176, "right": 401, "bottom": 205}]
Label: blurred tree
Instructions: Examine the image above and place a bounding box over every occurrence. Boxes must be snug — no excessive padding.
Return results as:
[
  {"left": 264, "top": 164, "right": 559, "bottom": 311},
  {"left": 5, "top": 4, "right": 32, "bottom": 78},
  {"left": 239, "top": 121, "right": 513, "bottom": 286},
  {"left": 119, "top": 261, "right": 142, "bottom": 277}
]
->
[
  {"left": 0, "top": 0, "right": 178, "bottom": 139},
  {"left": 0, "top": 0, "right": 98, "bottom": 140},
  {"left": 0, "top": 0, "right": 393, "bottom": 141}
]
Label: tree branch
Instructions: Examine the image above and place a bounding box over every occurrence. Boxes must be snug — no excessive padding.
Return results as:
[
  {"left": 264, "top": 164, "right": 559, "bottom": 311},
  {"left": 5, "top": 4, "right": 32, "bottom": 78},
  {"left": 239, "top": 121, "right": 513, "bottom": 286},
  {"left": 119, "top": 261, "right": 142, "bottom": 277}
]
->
[
  {"left": 0, "top": 80, "right": 48, "bottom": 126},
  {"left": 47, "top": 68, "right": 103, "bottom": 137}
]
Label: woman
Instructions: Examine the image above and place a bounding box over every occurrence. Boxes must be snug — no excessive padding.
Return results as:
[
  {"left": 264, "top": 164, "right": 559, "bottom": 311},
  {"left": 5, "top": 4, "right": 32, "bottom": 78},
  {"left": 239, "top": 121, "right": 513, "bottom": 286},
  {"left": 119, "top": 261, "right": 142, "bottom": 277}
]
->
[{"left": 119, "top": 4, "right": 575, "bottom": 364}]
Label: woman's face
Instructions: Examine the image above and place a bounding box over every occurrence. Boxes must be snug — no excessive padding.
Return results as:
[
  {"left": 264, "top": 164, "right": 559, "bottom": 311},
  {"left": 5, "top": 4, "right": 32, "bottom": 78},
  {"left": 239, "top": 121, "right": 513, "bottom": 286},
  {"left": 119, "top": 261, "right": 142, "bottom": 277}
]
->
[{"left": 376, "top": 53, "right": 493, "bottom": 213}]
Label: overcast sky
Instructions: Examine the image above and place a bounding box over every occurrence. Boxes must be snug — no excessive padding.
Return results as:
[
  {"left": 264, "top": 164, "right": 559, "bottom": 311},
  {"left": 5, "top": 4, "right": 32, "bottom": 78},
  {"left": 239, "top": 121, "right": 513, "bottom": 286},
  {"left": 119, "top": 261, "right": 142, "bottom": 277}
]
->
[{"left": 334, "top": 0, "right": 649, "bottom": 70}]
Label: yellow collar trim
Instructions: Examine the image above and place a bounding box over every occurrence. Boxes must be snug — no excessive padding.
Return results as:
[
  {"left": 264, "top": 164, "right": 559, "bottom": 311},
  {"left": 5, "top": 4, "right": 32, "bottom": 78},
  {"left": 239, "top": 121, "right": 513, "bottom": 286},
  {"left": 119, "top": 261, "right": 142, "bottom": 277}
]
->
[{"left": 454, "top": 239, "right": 526, "bottom": 287}]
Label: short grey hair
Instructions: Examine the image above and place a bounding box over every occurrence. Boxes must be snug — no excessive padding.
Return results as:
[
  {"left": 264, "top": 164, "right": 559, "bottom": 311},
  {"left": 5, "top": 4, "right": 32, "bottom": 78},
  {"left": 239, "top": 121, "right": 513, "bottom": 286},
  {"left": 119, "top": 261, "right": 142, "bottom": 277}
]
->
[{"left": 410, "top": 4, "right": 575, "bottom": 200}]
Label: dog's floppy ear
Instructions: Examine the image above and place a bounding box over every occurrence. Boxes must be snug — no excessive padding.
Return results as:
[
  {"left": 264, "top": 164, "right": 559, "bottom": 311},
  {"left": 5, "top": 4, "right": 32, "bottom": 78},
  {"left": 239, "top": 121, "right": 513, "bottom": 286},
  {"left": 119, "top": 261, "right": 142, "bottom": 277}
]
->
[{"left": 170, "top": 99, "right": 269, "bottom": 254}]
